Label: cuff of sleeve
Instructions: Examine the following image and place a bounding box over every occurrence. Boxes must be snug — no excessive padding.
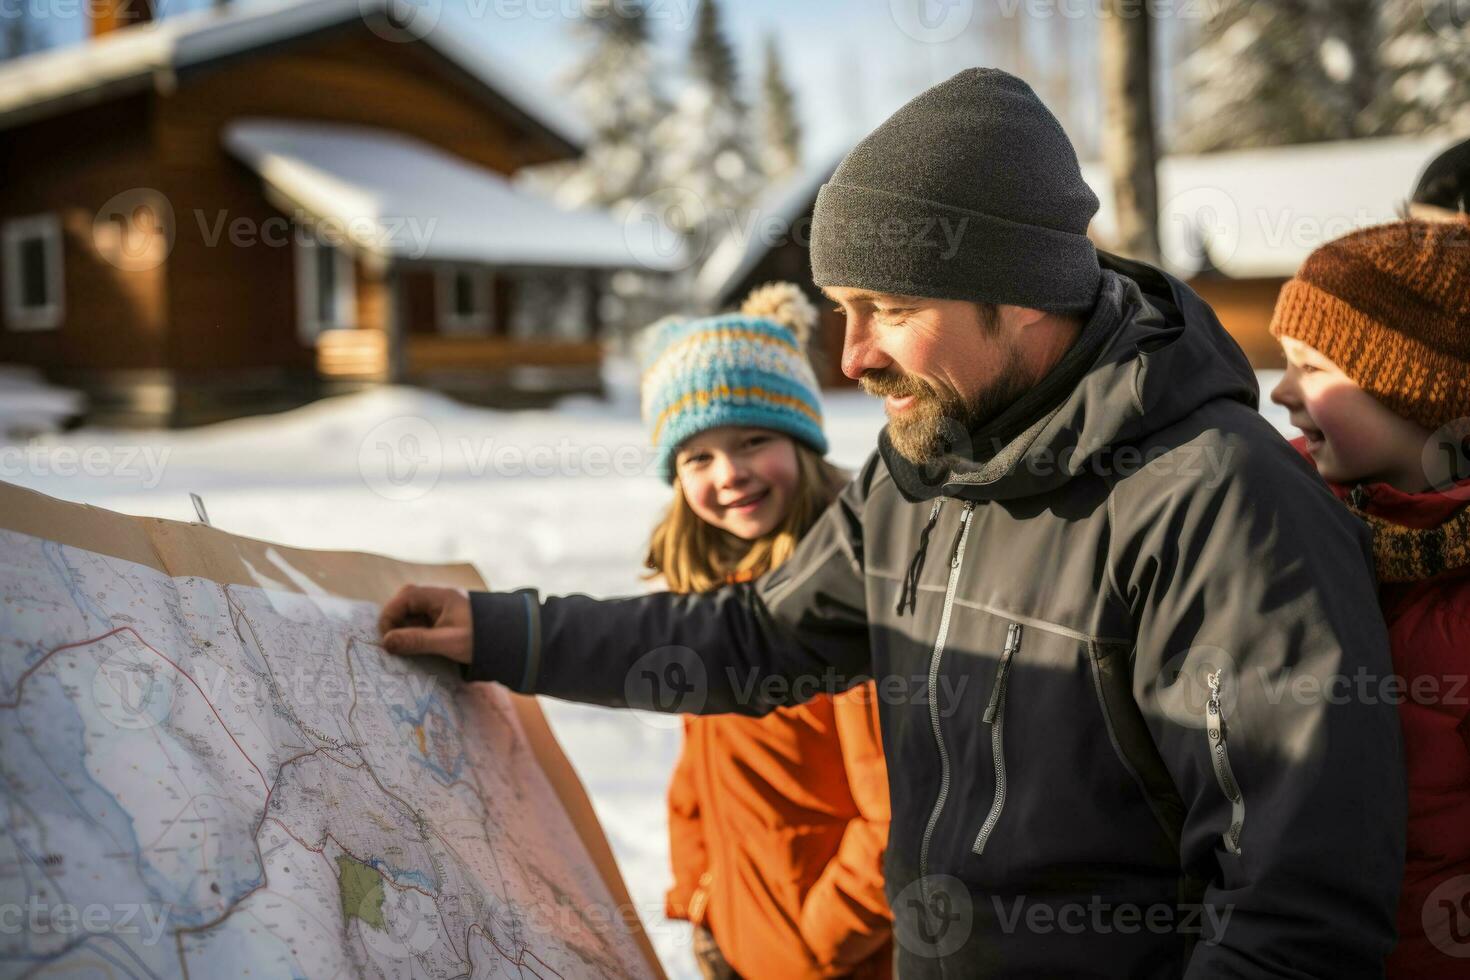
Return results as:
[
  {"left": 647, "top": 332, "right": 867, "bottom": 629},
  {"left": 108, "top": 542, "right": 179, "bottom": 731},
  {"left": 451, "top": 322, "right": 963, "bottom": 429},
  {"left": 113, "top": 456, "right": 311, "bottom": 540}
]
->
[{"left": 460, "top": 588, "right": 542, "bottom": 690}]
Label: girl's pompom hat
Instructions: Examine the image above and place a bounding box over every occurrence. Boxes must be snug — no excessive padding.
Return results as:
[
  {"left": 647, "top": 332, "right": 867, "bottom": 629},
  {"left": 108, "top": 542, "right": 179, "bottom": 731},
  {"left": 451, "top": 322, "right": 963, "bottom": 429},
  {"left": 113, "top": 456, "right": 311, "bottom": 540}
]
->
[{"left": 638, "top": 282, "right": 829, "bottom": 483}]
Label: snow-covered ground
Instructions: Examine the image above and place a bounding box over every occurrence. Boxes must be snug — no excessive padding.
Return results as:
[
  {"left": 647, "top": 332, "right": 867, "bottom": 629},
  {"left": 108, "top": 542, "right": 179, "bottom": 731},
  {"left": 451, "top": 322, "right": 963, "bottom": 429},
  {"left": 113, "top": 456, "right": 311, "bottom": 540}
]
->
[
  {"left": 0, "top": 359, "right": 1293, "bottom": 977},
  {"left": 0, "top": 365, "right": 85, "bottom": 439}
]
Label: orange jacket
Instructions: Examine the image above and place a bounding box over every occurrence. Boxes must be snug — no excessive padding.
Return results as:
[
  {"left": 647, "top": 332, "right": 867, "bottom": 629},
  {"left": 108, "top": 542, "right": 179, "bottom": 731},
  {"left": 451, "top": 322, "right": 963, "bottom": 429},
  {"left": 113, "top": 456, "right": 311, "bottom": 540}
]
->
[{"left": 664, "top": 645, "right": 893, "bottom": 980}]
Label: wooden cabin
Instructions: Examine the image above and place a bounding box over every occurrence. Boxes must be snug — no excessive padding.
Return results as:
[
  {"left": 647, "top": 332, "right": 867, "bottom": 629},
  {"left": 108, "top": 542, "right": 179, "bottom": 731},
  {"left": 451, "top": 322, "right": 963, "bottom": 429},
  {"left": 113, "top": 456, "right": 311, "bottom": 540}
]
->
[{"left": 0, "top": 0, "right": 680, "bottom": 427}]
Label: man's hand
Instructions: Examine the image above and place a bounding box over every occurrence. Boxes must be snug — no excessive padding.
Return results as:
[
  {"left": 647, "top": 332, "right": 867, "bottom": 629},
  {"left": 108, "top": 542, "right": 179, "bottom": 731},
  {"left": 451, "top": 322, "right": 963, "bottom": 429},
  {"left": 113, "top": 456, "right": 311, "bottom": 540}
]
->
[{"left": 378, "top": 585, "right": 472, "bottom": 666}]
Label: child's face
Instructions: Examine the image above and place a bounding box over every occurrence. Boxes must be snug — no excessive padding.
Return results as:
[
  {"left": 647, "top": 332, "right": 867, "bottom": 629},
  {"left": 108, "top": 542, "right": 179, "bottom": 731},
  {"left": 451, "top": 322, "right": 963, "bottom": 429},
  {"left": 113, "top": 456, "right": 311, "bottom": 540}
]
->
[
  {"left": 674, "top": 427, "right": 800, "bottom": 540},
  {"left": 1270, "top": 336, "right": 1434, "bottom": 490}
]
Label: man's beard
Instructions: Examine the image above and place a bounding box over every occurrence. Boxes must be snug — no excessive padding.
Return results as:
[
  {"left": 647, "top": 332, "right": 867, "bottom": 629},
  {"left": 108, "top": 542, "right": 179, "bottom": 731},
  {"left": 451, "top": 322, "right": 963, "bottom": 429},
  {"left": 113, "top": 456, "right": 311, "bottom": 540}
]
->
[{"left": 860, "top": 347, "right": 1033, "bottom": 467}]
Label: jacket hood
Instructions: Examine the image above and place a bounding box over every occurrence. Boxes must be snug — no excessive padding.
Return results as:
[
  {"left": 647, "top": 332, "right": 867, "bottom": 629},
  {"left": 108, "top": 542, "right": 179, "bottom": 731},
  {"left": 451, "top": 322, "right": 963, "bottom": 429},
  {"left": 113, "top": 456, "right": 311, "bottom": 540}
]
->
[{"left": 880, "top": 251, "right": 1261, "bottom": 503}]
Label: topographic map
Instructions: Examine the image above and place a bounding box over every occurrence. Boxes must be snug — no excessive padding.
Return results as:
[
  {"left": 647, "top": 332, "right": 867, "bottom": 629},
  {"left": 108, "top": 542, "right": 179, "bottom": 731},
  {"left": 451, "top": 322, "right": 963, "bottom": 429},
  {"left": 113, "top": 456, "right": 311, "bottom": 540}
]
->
[{"left": 0, "top": 482, "right": 659, "bottom": 980}]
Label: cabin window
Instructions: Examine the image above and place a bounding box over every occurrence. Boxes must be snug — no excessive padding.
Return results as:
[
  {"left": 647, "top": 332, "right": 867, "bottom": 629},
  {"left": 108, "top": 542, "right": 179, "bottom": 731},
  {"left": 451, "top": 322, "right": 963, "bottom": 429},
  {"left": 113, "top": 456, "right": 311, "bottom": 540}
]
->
[
  {"left": 295, "top": 235, "right": 355, "bottom": 343},
  {"left": 2, "top": 214, "right": 64, "bottom": 331},
  {"left": 435, "top": 266, "right": 492, "bottom": 335}
]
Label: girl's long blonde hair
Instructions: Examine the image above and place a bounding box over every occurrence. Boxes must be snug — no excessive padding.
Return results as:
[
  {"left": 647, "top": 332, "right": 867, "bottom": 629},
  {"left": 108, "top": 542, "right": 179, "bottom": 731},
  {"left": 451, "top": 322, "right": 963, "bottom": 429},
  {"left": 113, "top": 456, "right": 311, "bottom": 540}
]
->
[{"left": 643, "top": 442, "right": 849, "bottom": 595}]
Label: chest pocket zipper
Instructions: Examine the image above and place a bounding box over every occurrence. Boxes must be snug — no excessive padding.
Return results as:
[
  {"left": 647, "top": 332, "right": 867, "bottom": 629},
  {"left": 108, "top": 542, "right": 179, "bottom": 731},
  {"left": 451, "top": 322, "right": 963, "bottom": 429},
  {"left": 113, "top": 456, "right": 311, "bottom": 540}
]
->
[
  {"left": 1206, "top": 669, "right": 1245, "bottom": 856},
  {"left": 973, "top": 622, "right": 1023, "bottom": 855}
]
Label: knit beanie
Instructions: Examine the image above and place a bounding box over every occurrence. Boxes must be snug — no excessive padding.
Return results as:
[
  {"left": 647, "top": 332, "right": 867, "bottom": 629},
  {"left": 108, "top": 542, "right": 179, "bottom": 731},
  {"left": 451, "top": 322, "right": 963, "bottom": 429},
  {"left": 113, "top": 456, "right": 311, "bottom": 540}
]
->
[
  {"left": 1268, "top": 217, "right": 1470, "bottom": 432},
  {"left": 639, "top": 283, "right": 828, "bottom": 483},
  {"left": 809, "top": 67, "right": 1101, "bottom": 314}
]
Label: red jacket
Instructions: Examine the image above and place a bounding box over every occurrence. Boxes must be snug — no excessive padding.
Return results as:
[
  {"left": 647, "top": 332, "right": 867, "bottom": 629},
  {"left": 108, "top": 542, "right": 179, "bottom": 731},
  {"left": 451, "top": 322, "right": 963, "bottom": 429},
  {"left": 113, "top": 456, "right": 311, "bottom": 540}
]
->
[{"left": 1291, "top": 436, "right": 1470, "bottom": 976}]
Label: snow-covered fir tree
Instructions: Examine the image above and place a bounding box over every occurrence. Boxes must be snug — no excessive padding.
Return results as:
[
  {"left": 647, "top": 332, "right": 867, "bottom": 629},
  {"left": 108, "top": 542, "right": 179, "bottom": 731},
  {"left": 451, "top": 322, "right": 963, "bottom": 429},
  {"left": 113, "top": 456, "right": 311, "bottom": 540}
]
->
[
  {"left": 1174, "top": 0, "right": 1382, "bottom": 151},
  {"left": 653, "top": 0, "right": 764, "bottom": 237},
  {"left": 1372, "top": 0, "right": 1470, "bottom": 136},
  {"left": 758, "top": 33, "right": 802, "bottom": 184},
  {"left": 544, "top": 0, "right": 669, "bottom": 215},
  {"left": 1176, "top": 0, "right": 1469, "bottom": 151}
]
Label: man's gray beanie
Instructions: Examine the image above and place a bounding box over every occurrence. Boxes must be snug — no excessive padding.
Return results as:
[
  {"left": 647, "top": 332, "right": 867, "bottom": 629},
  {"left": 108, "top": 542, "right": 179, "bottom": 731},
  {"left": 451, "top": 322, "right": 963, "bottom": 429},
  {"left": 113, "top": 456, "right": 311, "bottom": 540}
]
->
[{"left": 810, "top": 67, "right": 1101, "bottom": 314}]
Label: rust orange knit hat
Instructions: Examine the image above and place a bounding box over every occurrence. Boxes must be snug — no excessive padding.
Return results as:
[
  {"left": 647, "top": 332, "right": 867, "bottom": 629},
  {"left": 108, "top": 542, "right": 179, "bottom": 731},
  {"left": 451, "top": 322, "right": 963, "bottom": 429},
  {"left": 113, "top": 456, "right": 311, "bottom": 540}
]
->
[{"left": 1268, "top": 217, "right": 1470, "bottom": 431}]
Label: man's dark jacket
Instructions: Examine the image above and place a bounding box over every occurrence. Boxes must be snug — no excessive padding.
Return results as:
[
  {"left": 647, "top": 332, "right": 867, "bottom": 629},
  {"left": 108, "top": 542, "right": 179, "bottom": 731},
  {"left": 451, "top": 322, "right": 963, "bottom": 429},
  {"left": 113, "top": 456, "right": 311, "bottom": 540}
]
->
[{"left": 464, "top": 255, "right": 1407, "bottom": 978}]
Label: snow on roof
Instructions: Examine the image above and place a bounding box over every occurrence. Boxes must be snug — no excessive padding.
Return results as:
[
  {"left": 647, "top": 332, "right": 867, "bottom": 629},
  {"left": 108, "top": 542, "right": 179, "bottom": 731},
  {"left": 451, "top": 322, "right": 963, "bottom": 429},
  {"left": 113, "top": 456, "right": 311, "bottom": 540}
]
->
[
  {"left": 692, "top": 135, "right": 1454, "bottom": 293},
  {"left": 1083, "top": 134, "right": 1457, "bottom": 279},
  {"left": 693, "top": 147, "right": 848, "bottom": 307},
  {"left": 223, "top": 118, "right": 687, "bottom": 270},
  {"left": 0, "top": 0, "right": 587, "bottom": 148}
]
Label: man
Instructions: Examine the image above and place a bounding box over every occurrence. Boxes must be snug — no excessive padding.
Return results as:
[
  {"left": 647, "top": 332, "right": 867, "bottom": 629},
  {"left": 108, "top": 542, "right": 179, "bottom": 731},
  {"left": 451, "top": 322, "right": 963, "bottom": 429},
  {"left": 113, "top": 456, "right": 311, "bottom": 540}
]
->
[{"left": 380, "top": 69, "right": 1406, "bottom": 977}]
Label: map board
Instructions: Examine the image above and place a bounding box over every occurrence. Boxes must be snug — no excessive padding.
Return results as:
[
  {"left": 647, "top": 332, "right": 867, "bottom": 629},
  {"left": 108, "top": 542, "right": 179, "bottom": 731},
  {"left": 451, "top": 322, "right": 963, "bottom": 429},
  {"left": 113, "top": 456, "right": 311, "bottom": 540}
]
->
[{"left": 0, "top": 480, "right": 663, "bottom": 979}]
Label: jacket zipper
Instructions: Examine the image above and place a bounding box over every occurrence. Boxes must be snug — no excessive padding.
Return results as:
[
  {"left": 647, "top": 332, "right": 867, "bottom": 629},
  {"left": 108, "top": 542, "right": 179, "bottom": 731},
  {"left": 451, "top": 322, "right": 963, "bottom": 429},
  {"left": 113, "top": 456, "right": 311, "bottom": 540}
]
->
[
  {"left": 1206, "top": 669, "right": 1245, "bottom": 856},
  {"left": 918, "top": 500, "right": 976, "bottom": 888},
  {"left": 973, "top": 622, "right": 1023, "bottom": 854}
]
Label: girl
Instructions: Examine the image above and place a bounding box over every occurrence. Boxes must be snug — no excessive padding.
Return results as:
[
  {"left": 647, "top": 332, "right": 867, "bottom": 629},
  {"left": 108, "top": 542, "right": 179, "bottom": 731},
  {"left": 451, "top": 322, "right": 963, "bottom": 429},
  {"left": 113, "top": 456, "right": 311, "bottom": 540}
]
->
[
  {"left": 641, "top": 282, "right": 893, "bottom": 979},
  {"left": 1268, "top": 216, "right": 1470, "bottom": 977}
]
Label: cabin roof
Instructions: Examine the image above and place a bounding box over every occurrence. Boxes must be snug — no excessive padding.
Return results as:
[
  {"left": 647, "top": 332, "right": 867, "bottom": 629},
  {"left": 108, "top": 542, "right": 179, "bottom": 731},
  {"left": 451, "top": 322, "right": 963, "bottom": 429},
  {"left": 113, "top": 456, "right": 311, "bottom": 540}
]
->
[
  {"left": 1083, "top": 134, "right": 1455, "bottom": 279},
  {"left": 224, "top": 118, "right": 686, "bottom": 269},
  {"left": 0, "top": 0, "right": 587, "bottom": 150}
]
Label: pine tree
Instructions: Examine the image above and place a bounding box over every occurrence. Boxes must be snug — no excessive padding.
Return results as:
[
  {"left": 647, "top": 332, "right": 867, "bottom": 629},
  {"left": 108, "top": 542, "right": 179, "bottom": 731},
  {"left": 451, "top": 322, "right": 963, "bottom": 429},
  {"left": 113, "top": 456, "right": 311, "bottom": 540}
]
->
[
  {"left": 1176, "top": 0, "right": 1470, "bottom": 151},
  {"left": 758, "top": 33, "right": 802, "bottom": 184},
  {"left": 1174, "top": 0, "right": 1382, "bottom": 152},
  {"left": 1372, "top": 0, "right": 1470, "bottom": 136},
  {"left": 653, "top": 0, "right": 764, "bottom": 236},
  {"left": 544, "top": 0, "right": 669, "bottom": 215}
]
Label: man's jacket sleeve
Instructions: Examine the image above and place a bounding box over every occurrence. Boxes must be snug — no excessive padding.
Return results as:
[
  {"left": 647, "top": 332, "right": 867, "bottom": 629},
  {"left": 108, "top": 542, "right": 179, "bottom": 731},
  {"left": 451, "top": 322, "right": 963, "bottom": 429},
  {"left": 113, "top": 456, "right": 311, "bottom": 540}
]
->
[
  {"left": 460, "top": 452, "right": 881, "bottom": 716},
  {"left": 1110, "top": 438, "right": 1407, "bottom": 977}
]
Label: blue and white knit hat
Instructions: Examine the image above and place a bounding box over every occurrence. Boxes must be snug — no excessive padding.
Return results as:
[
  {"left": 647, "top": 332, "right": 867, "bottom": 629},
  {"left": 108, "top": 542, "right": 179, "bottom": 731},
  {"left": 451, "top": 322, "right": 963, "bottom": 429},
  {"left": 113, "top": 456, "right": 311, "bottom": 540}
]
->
[{"left": 639, "top": 282, "right": 829, "bottom": 483}]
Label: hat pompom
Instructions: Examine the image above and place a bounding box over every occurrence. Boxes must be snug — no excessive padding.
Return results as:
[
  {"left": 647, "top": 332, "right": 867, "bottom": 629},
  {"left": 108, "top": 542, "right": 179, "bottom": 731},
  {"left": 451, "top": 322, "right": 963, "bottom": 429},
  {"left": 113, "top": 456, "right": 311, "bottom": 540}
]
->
[{"left": 741, "top": 281, "right": 817, "bottom": 346}]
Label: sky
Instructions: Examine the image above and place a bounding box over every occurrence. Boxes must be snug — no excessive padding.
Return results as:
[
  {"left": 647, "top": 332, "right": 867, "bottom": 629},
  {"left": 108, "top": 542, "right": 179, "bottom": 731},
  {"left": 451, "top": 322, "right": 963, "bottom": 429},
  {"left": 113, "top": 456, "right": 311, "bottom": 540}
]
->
[{"left": 18, "top": 0, "right": 1199, "bottom": 170}]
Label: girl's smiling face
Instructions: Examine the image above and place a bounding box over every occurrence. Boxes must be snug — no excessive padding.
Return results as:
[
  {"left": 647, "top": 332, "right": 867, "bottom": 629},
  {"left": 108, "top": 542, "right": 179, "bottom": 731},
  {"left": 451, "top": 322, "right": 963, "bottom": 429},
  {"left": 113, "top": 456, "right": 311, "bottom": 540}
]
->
[
  {"left": 674, "top": 426, "right": 800, "bottom": 540},
  {"left": 1270, "top": 336, "right": 1437, "bottom": 491}
]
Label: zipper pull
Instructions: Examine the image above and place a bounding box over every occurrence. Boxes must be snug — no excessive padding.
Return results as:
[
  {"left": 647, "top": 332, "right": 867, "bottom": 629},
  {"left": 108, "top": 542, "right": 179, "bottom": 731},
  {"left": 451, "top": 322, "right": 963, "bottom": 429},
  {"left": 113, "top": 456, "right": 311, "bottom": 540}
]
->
[
  {"left": 949, "top": 501, "right": 976, "bottom": 568},
  {"left": 983, "top": 623, "right": 1022, "bottom": 724},
  {"left": 1206, "top": 668, "right": 1231, "bottom": 748}
]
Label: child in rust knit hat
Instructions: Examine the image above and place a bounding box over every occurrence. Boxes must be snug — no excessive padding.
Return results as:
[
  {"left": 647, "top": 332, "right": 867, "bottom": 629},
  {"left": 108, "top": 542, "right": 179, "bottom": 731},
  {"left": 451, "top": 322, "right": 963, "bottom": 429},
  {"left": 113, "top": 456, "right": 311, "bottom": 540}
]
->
[{"left": 1268, "top": 216, "right": 1470, "bottom": 977}]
